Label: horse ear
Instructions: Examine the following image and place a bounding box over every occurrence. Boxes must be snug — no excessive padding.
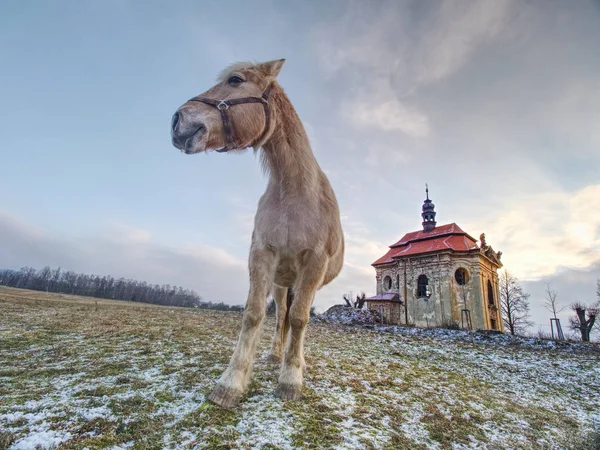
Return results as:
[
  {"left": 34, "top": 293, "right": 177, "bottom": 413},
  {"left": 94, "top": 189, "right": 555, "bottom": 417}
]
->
[{"left": 257, "top": 59, "right": 285, "bottom": 78}]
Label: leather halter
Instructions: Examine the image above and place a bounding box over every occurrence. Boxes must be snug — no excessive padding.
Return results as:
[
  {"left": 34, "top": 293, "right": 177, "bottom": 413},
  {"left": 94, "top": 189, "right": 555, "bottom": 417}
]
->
[{"left": 188, "top": 84, "right": 273, "bottom": 153}]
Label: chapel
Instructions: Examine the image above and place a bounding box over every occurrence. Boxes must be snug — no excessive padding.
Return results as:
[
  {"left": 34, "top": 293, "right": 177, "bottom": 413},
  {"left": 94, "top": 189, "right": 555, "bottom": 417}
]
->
[{"left": 366, "top": 187, "right": 504, "bottom": 330}]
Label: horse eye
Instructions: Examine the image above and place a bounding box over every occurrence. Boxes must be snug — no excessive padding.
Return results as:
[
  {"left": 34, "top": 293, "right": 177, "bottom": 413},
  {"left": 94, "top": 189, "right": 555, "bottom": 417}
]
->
[{"left": 228, "top": 75, "right": 244, "bottom": 85}]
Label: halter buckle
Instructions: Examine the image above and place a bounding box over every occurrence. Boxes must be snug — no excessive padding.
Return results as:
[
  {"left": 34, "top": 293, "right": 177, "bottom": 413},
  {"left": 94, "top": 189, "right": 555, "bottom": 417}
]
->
[{"left": 217, "top": 100, "right": 229, "bottom": 110}]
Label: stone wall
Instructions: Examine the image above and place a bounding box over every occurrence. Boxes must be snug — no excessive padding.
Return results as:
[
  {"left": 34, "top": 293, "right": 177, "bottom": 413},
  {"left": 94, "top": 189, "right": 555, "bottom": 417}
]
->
[
  {"left": 374, "top": 251, "right": 502, "bottom": 330},
  {"left": 366, "top": 301, "right": 403, "bottom": 324}
]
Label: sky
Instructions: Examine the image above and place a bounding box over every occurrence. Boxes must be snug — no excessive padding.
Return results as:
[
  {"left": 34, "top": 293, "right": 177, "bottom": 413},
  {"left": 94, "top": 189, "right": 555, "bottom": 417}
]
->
[{"left": 1, "top": 0, "right": 599, "bottom": 335}]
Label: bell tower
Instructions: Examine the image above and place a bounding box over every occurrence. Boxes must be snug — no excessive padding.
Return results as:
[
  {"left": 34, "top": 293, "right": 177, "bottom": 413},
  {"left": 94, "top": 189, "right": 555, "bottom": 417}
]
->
[{"left": 422, "top": 184, "right": 437, "bottom": 232}]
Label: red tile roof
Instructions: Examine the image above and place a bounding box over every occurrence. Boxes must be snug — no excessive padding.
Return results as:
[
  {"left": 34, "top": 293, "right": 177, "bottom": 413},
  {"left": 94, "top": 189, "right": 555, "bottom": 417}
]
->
[
  {"left": 372, "top": 223, "right": 479, "bottom": 266},
  {"left": 391, "top": 223, "right": 470, "bottom": 247}
]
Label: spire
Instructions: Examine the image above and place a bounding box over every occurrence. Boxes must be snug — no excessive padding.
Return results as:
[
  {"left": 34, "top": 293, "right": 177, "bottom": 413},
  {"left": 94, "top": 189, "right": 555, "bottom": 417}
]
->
[{"left": 421, "top": 184, "right": 437, "bottom": 232}]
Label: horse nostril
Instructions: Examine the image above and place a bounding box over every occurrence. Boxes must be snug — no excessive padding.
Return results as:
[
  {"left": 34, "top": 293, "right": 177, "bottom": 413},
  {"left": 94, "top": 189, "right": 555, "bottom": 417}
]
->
[{"left": 171, "top": 112, "right": 180, "bottom": 133}]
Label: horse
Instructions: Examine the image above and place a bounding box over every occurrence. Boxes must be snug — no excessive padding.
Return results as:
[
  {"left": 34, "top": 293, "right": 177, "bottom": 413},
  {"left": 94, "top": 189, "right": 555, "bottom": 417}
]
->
[{"left": 170, "top": 59, "right": 344, "bottom": 408}]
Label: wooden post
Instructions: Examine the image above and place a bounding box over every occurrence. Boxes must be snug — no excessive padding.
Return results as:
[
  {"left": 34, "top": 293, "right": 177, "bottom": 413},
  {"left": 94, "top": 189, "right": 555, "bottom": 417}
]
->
[
  {"left": 461, "top": 308, "right": 475, "bottom": 346},
  {"left": 461, "top": 309, "right": 472, "bottom": 330},
  {"left": 550, "top": 318, "right": 564, "bottom": 341}
]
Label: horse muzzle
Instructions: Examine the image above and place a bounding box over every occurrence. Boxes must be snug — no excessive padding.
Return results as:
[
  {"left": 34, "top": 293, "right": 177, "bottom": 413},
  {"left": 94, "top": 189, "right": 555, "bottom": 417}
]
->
[{"left": 171, "top": 109, "right": 207, "bottom": 154}]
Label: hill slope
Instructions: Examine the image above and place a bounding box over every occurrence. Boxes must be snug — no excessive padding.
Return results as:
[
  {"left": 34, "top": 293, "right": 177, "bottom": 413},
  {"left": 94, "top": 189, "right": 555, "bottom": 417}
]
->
[{"left": 0, "top": 287, "right": 598, "bottom": 449}]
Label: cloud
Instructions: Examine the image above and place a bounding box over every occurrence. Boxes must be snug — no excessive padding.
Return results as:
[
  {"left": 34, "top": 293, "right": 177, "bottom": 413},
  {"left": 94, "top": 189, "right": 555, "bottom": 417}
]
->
[
  {"left": 411, "top": 0, "right": 515, "bottom": 86},
  {"left": 312, "top": 0, "right": 517, "bottom": 135},
  {"left": 363, "top": 143, "right": 411, "bottom": 168},
  {"left": 0, "top": 210, "right": 248, "bottom": 304},
  {"left": 104, "top": 223, "right": 151, "bottom": 244},
  {"left": 464, "top": 184, "right": 600, "bottom": 280},
  {"left": 345, "top": 99, "right": 431, "bottom": 137}
]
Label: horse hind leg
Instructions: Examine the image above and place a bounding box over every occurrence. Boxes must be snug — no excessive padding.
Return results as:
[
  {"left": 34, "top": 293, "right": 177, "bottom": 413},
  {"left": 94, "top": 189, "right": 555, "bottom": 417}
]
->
[
  {"left": 268, "top": 285, "right": 292, "bottom": 363},
  {"left": 277, "top": 253, "right": 326, "bottom": 401}
]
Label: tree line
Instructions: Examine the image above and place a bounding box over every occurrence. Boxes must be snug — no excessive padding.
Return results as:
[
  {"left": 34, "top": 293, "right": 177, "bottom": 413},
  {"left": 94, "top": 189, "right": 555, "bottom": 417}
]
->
[{"left": 0, "top": 266, "right": 243, "bottom": 311}]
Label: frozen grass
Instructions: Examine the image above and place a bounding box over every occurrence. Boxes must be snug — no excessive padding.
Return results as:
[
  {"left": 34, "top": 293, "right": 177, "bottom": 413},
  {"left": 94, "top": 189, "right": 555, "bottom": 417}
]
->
[{"left": 1, "top": 286, "right": 599, "bottom": 449}]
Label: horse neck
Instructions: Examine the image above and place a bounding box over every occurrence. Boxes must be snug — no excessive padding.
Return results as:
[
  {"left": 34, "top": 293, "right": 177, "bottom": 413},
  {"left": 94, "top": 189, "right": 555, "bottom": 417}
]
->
[{"left": 260, "top": 87, "right": 320, "bottom": 193}]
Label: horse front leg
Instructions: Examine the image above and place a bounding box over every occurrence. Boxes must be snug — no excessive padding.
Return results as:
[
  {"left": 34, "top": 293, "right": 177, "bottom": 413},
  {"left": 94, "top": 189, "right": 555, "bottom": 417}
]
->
[
  {"left": 268, "top": 285, "right": 289, "bottom": 363},
  {"left": 209, "top": 247, "right": 276, "bottom": 409},
  {"left": 277, "top": 253, "right": 326, "bottom": 401}
]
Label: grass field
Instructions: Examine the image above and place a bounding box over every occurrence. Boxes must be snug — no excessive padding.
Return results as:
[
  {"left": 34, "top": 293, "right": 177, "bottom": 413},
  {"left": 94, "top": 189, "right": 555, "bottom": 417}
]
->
[{"left": 1, "top": 286, "right": 599, "bottom": 449}]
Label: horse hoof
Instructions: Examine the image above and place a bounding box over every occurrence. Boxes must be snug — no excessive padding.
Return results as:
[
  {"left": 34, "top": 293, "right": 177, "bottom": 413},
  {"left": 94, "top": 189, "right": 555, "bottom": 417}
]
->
[
  {"left": 267, "top": 354, "right": 281, "bottom": 364},
  {"left": 208, "top": 385, "right": 242, "bottom": 409},
  {"left": 277, "top": 383, "right": 302, "bottom": 401}
]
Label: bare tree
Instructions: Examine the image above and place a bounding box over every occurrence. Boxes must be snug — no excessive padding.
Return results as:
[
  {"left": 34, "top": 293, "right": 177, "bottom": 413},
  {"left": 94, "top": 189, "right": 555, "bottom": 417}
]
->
[
  {"left": 499, "top": 270, "right": 533, "bottom": 336},
  {"left": 38, "top": 265, "right": 52, "bottom": 291},
  {"left": 569, "top": 302, "right": 598, "bottom": 342},
  {"left": 342, "top": 292, "right": 366, "bottom": 309},
  {"left": 355, "top": 292, "right": 366, "bottom": 309},
  {"left": 343, "top": 292, "right": 353, "bottom": 307},
  {"left": 544, "top": 283, "right": 565, "bottom": 319},
  {"left": 568, "top": 280, "right": 600, "bottom": 342}
]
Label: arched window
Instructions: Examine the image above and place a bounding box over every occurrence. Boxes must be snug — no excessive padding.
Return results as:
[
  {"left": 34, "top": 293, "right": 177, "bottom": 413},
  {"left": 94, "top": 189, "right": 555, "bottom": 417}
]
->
[
  {"left": 487, "top": 280, "right": 494, "bottom": 306},
  {"left": 417, "top": 275, "right": 429, "bottom": 297},
  {"left": 383, "top": 276, "right": 392, "bottom": 291},
  {"left": 455, "top": 268, "right": 469, "bottom": 285}
]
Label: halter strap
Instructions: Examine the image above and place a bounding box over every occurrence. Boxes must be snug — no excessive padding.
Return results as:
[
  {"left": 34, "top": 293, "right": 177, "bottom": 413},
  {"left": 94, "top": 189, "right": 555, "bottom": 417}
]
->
[{"left": 188, "top": 84, "right": 273, "bottom": 153}]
